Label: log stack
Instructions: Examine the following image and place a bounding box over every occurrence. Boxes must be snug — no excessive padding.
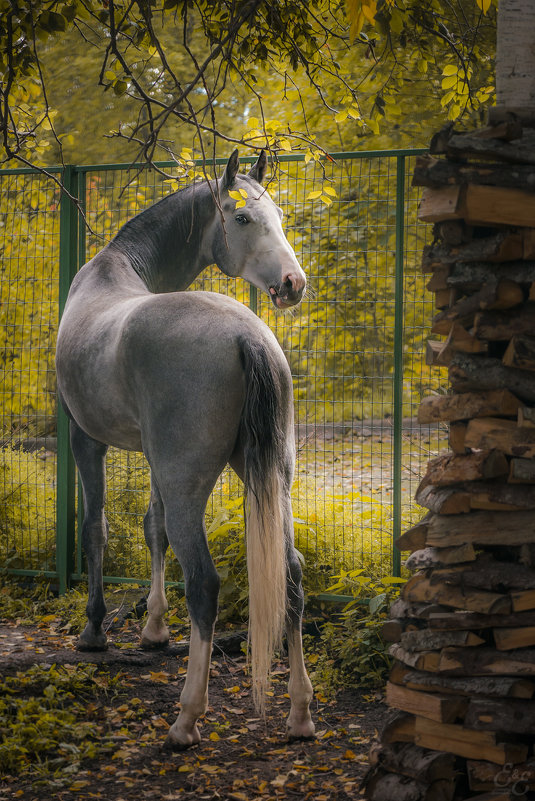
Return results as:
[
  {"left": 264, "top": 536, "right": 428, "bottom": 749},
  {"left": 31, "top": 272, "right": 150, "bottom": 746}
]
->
[{"left": 363, "top": 121, "right": 535, "bottom": 801}]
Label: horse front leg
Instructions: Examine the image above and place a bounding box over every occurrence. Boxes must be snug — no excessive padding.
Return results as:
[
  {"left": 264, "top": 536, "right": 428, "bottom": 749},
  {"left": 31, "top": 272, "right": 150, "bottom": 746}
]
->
[
  {"left": 141, "top": 475, "right": 170, "bottom": 649},
  {"left": 285, "top": 532, "right": 315, "bottom": 740},
  {"left": 70, "top": 421, "right": 109, "bottom": 651}
]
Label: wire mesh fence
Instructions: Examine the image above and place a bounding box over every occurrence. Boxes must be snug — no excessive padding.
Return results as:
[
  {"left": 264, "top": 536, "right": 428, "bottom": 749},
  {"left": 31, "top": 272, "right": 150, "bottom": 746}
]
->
[{"left": 0, "top": 150, "right": 446, "bottom": 591}]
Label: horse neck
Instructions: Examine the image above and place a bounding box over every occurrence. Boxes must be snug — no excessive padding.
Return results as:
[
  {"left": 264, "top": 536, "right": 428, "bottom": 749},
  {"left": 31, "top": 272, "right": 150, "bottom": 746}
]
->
[{"left": 109, "top": 182, "right": 216, "bottom": 293}]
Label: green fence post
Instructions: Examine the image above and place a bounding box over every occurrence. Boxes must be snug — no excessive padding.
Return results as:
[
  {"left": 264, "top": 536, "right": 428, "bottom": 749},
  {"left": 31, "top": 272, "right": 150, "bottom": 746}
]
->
[
  {"left": 392, "top": 155, "right": 406, "bottom": 578},
  {"left": 56, "top": 166, "right": 78, "bottom": 594}
]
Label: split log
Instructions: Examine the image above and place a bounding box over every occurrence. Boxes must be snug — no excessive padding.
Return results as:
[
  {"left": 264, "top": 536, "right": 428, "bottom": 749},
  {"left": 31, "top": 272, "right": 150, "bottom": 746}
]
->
[
  {"left": 389, "top": 598, "right": 451, "bottom": 621},
  {"left": 386, "top": 682, "right": 468, "bottom": 724},
  {"left": 503, "top": 334, "right": 535, "bottom": 371},
  {"left": 405, "top": 544, "right": 477, "bottom": 571},
  {"left": 368, "top": 743, "right": 456, "bottom": 783},
  {"left": 434, "top": 219, "right": 468, "bottom": 246},
  {"left": 437, "top": 646, "right": 535, "bottom": 677},
  {"left": 445, "top": 129, "right": 535, "bottom": 165},
  {"left": 402, "top": 574, "right": 511, "bottom": 615},
  {"left": 426, "top": 340, "right": 453, "bottom": 368},
  {"left": 426, "top": 510, "right": 535, "bottom": 548},
  {"left": 449, "top": 355, "right": 535, "bottom": 403},
  {"left": 511, "top": 589, "right": 535, "bottom": 612},
  {"left": 363, "top": 771, "right": 454, "bottom": 801},
  {"left": 474, "top": 303, "right": 535, "bottom": 341},
  {"left": 415, "top": 485, "right": 471, "bottom": 515},
  {"left": 518, "top": 407, "right": 535, "bottom": 427},
  {"left": 465, "top": 698, "right": 535, "bottom": 735},
  {"left": 509, "top": 457, "right": 535, "bottom": 483},
  {"left": 465, "top": 417, "right": 535, "bottom": 458},
  {"left": 400, "top": 629, "right": 484, "bottom": 651},
  {"left": 466, "top": 482, "right": 535, "bottom": 512},
  {"left": 418, "top": 450, "right": 509, "bottom": 487},
  {"left": 392, "top": 664, "right": 534, "bottom": 699},
  {"left": 494, "top": 626, "right": 535, "bottom": 651},
  {"left": 447, "top": 260, "right": 535, "bottom": 293},
  {"left": 417, "top": 390, "right": 522, "bottom": 424},
  {"left": 389, "top": 643, "right": 441, "bottom": 672},
  {"left": 411, "top": 154, "right": 535, "bottom": 192},
  {"left": 380, "top": 710, "right": 416, "bottom": 744},
  {"left": 467, "top": 758, "right": 535, "bottom": 793},
  {"left": 426, "top": 265, "right": 451, "bottom": 291},
  {"left": 413, "top": 715, "right": 529, "bottom": 764},
  {"left": 449, "top": 422, "right": 468, "bottom": 454},
  {"left": 419, "top": 184, "right": 535, "bottom": 227},
  {"left": 428, "top": 609, "right": 535, "bottom": 633},
  {"left": 423, "top": 232, "right": 524, "bottom": 269},
  {"left": 417, "top": 482, "right": 535, "bottom": 514},
  {"left": 418, "top": 185, "right": 464, "bottom": 223},
  {"left": 434, "top": 288, "right": 457, "bottom": 310},
  {"left": 381, "top": 619, "right": 420, "bottom": 642},
  {"left": 395, "top": 516, "right": 431, "bottom": 553},
  {"left": 430, "top": 557, "right": 535, "bottom": 592}
]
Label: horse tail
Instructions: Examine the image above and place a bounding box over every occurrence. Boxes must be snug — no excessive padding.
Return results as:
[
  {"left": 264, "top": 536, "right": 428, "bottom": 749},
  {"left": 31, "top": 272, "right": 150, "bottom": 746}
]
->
[{"left": 238, "top": 336, "right": 289, "bottom": 714}]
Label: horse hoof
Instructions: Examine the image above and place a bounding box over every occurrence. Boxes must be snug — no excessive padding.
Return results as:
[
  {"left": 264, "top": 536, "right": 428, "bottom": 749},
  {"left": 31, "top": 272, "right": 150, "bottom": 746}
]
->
[
  {"left": 286, "top": 720, "right": 316, "bottom": 742},
  {"left": 77, "top": 625, "right": 108, "bottom": 652},
  {"left": 140, "top": 637, "right": 170, "bottom": 651},
  {"left": 165, "top": 724, "right": 201, "bottom": 751}
]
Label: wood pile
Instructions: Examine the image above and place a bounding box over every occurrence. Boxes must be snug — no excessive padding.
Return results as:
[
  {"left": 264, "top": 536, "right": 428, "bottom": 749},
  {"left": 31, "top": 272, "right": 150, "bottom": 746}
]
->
[{"left": 363, "top": 120, "right": 535, "bottom": 801}]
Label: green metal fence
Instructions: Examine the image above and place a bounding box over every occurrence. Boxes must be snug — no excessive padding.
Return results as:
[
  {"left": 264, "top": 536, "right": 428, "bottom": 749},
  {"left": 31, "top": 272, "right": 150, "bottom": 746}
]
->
[{"left": 0, "top": 150, "right": 446, "bottom": 593}]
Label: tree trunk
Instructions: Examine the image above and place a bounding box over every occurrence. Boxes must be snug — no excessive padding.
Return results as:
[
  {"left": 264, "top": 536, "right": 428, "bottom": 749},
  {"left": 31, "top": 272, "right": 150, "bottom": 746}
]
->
[{"left": 494, "top": 0, "right": 535, "bottom": 119}]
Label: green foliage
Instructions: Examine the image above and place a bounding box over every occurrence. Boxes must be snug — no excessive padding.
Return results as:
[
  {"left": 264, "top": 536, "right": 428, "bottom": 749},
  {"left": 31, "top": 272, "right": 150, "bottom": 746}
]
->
[
  {"left": 0, "top": 663, "right": 119, "bottom": 782},
  {"left": 1, "top": 0, "right": 496, "bottom": 166},
  {"left": 305, "top": 570, "right": 405, "bottom": 696},
  {"left": 0, "top": 448, "right": 56, "bottom": 572}
]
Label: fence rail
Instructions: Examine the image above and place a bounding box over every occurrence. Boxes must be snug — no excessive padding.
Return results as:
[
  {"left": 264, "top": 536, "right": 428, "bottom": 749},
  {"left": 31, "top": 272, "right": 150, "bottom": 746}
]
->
[{"left": 0, "top": 149, "right": 445, "bottom": 594}]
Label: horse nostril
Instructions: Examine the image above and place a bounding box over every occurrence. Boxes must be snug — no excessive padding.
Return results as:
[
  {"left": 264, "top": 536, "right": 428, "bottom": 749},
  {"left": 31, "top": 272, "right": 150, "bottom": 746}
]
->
[{"left": 284, "top": 277, "right": 293, "bottom": 289}]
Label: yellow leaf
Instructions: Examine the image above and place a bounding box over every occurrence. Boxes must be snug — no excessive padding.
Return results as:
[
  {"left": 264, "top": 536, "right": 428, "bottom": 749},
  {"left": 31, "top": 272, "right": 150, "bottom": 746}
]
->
[
  {"left": 235, "top": 199, "right": 246, "bottom": 209},
  {"left": 149, "top": 671, "right": 169, "bottom": 683},
  {"left": 442, "top": 64, "right": 458, "bottom": 76},
  {"left": 343, "top": 749, "right": 357, "bottom": 759},
  {"left": 361, "top": 0, "right": 377, "bottom": 23},
  {"left": 441, "top": 75, "right": 458, "bottom": 90},
  {"left": 320, "top": 195, "right": 333, "bottom": 206},
  {"left": 306, "top": 190, "right": 322, "bottom": 200},
  {"left": 209, "top": 731, "right": 220, "bottom": 741},
  {"left": 228, "top": 190, "right": 242, "bottom": 201},
  {"left": 323, "top": 186, "right": 337, "bottom": 197},
  {"left": 476, "top": 0, "right": 491, "bottom": 13},
  {"left": 335, "top": 109, "right": 349, "bottom": 123}
]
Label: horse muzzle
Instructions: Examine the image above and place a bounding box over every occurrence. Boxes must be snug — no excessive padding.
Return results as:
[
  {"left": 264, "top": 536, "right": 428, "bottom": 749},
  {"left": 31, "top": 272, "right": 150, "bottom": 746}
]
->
[{"left": 269, "top": 272, "right": 306, "bottom": 309}]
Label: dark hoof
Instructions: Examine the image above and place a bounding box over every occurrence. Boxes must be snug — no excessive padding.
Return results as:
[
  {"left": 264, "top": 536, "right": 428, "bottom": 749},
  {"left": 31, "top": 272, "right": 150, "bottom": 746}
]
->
[
  {"left": 76, "top": 639, "right": 108, "bottom": 652},
  {"left": 77, "top": 625, "right": 108, "bottom": 652},
  {"left": 163, "top": 737, "right": 198, "bottom": 752},
  {"left": 140, "top": 639, "right": 170, "bottom": 651}
]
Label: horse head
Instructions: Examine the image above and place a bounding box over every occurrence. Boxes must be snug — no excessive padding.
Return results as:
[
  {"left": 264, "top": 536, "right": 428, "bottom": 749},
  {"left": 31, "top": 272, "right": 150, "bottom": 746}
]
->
[{"left": 210, "top": 150, "right": 307, "bottom": 309}]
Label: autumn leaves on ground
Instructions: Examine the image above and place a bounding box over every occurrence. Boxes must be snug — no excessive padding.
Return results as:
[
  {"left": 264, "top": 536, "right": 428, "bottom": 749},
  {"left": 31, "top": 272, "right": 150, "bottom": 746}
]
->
[{"left": 0, "top": 589, "right": 387, "bottom": 801}]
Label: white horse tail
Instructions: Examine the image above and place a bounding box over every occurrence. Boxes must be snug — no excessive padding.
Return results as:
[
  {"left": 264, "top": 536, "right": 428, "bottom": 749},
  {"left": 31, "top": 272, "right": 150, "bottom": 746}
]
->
[{"left": 238, "top": 337, "right": 288, "bottom": 714}]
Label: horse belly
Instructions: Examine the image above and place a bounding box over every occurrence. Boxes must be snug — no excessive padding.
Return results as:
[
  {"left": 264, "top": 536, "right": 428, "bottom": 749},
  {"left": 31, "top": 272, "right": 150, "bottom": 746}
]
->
[{"left": 56, "top": 319, "right": 143, "bottom": 451}]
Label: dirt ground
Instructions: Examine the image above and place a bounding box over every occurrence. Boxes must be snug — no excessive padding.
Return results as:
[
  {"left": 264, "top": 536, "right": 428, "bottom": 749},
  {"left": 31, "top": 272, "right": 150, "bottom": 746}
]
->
[{"left": 0, "top": 611, "right": 388, "bottom": 801}]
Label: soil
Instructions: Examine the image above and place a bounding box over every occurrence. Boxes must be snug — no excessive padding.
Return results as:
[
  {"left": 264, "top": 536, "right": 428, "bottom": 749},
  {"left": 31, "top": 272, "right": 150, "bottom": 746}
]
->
[{"left": 0, "top": 611, "right": 388, "bottom": 801}]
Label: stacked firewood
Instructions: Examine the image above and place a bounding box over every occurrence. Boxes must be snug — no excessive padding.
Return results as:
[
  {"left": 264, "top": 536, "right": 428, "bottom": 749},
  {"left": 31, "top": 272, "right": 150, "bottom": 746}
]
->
[{"left": 363, "top": 120, "right": 535, "bottom": 801}]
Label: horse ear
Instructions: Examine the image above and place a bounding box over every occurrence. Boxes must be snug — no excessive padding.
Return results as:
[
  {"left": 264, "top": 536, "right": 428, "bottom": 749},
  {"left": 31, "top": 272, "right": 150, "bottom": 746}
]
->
[
  {"left": 222, "top": 150, "right": 240, "bottom": 189},
  {"left": 248, "top": 150, "right": 268, "bottom": 184}
]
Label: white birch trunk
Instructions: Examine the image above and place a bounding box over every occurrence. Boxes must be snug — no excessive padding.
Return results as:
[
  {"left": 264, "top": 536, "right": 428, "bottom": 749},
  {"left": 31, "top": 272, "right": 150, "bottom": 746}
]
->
[{"left": 495, "top": 0, "right": 535, "bottom": 113}]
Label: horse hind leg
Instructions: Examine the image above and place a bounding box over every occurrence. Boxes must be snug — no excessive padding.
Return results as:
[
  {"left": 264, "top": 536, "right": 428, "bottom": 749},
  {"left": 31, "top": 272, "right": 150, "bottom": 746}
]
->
[
  {"left": 156, "top": 491, "right": 220, "bottom": 750},
  {"left": 141, "top": 475, "right": 170, "bottom": 649},
  {"left": 70, "top": 421, "right": 109, "bottom": 651}
]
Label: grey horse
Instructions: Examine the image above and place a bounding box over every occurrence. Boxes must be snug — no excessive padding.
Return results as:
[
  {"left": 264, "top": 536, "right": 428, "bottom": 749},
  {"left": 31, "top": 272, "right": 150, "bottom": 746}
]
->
[{"left": 55, "top": 151, "right": 315, "bottom": 748}]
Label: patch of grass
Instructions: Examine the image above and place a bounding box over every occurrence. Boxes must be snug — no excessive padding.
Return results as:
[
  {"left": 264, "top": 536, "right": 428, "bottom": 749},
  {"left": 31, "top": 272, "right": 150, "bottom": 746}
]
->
[
  {"left": 304, "top": 571, "right": 405, "bottom": 697},
  {"left": 0, "top": 663, "right": 122, "bottom": 786}
]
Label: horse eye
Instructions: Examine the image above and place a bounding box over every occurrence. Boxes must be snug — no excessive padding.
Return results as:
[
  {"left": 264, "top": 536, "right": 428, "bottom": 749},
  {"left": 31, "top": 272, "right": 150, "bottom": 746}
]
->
[{"left": 235, "top": 214, "right": 249, "bottom": 225}]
